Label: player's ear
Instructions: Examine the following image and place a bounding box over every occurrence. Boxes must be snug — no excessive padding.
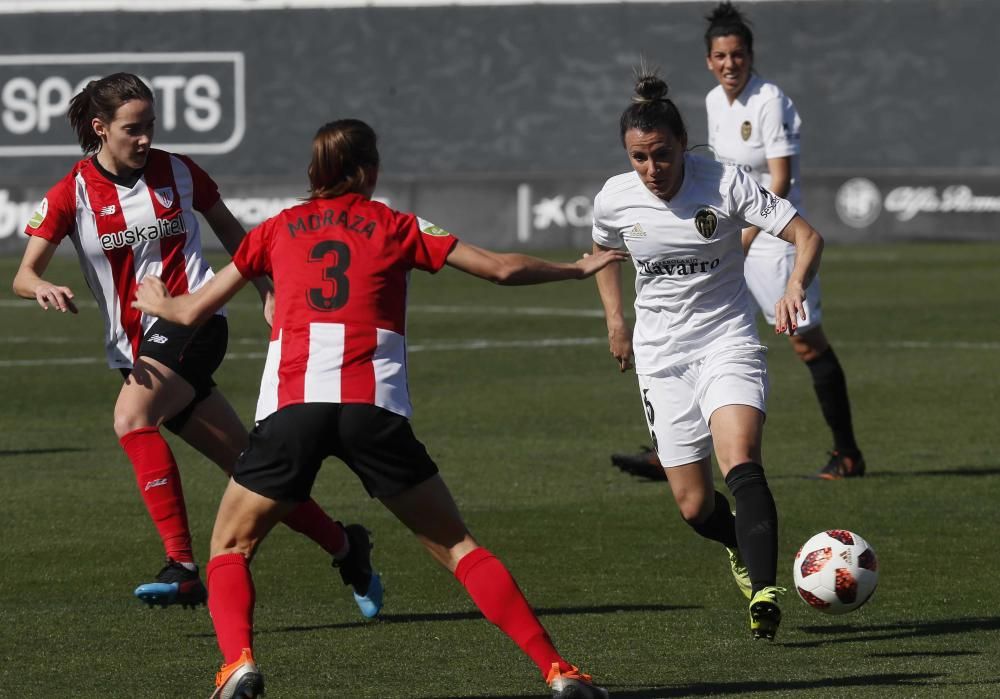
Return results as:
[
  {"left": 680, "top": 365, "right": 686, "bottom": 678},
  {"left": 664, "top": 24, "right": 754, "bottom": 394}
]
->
[{"left": 91, "top": 117, "right": 108, "bottom": 141}]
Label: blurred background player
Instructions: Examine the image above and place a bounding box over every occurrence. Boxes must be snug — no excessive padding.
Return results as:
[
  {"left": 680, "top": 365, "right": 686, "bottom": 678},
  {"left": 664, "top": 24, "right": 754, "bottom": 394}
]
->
[
  {"left": 612, "top": 1, "right": 864, "bottom": 481},
  {"left": 12, "top": 73, "right": 378, "bottom": 615},
  {"left": 592, "top": 73, "right": 824, "bottom": 640},
  {"left": 133, "top": 118, "right": 617, "bottom": 699}
]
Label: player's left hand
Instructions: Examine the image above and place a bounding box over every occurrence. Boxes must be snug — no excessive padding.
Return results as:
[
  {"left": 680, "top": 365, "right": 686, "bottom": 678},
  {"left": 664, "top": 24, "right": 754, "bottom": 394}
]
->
[
  {"left": 774, "top": 282, "right": 806, "bottom": 335},
  {"left": 132, "top": 275, "right": 171, "bottom": 315}
]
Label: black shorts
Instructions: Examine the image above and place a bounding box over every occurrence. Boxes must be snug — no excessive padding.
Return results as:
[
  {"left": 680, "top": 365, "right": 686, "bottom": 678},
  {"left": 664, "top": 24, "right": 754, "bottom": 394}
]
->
[
  {"left": 119, "top": 315, "right": 228, "bottom": 433},
  {"left": 233, "top": 402, "right": 439, "bottom": 502}
]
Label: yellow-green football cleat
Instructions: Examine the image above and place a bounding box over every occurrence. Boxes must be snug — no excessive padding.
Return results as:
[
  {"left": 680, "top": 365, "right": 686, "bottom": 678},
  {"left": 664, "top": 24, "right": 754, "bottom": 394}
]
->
[
  {"left": 749, "top": 586, "right": 786, "bottom": 641},
  {"left": 727, "top": 547, "right": 752, "bottom": 600}
]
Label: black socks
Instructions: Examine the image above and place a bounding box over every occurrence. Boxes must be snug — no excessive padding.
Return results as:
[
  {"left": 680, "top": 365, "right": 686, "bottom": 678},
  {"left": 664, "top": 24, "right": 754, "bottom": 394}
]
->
[
  {"left": 725, "top": 462, "right": 778, "bottom": 593},
  {"left": 806, "top": 347, "right": 860, "bottom": 456},
  {"left": 688, "top": 490, "right": 739, "bottom": 550}
]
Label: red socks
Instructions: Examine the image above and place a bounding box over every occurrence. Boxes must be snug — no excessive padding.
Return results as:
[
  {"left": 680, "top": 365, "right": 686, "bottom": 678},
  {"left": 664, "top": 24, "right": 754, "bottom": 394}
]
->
[
  {"left": 454, "top": 547, "right": 570, "bottom": 677},
  {"left": 207, "top": 553, "right": 255, "bottom": 664},
  {"left": 119, "top": 426, "right": 193, "bottom": 563},
  {"left": 282, "top": 501, "right": 349, "bottom": 557}
]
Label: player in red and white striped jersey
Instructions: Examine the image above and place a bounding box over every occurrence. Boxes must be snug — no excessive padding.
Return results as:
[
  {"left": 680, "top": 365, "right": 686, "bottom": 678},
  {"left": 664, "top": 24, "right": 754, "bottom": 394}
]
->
[
  {"left": 134, "top": 119, "right": 620, "bottom": 699},
  {"left": 12, "top": 73, "right": 372, "bottom": 612}
]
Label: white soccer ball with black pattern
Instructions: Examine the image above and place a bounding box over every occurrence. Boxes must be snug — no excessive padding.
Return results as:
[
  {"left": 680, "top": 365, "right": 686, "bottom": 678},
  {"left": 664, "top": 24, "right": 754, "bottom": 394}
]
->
[{"left": 792, "top": 530, "right": 879, "bottom": 614}]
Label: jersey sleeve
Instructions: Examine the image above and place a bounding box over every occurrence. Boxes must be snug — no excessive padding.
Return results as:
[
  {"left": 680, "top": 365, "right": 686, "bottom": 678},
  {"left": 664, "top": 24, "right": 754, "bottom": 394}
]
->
[
  {"left": 175, "top": 154, "right": 221, "bottom": 212},
  {"left": 232, "top": 220, "right": 274, "bottom": 279},
  {"left": 591, "top": 190, "right": 624, "bottom": 249},
  {"left": 759, "top": 95, "right": 801, "bottom": 160},
  {"left": 24, "top": 176, "right": 76, "bottom": 245},
  {"left": 397, "top": 213, "right": 459, "bottom": 272},
  {"left": 727, "top": 166, "right": 797, "bottom": 236}
]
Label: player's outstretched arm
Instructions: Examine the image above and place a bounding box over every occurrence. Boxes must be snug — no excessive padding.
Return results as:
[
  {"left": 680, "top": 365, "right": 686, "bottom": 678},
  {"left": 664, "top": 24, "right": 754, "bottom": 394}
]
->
[
  {"left": 444, "top": 241, "right": 627, "bottom": 285},
  {"left": 12, "top": 236, "right": 78, "bottom": 314},
  {"left": 775, "top": 214, "right": 824, "bottom": 335},
  {"left": 133, "top": 263, "right": 248, "bottom": 326}
]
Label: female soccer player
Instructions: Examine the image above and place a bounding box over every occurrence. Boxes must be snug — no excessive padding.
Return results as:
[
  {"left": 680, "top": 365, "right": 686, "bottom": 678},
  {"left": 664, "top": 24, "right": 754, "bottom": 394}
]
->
[
  {"left": 704, "top": 1, "right": 864, "bottom": 478},
  {"left": 13, "top": 73, "right": 376, "bottom": 614},
  {"left": 613, "top": 3, "right": 865, "bottom": 482},
  {"left": 133, "top": 118, "right": 618, "bottom": 699},
  {"left": 592, "top": 73, "right": 824, "bottom": 640}
]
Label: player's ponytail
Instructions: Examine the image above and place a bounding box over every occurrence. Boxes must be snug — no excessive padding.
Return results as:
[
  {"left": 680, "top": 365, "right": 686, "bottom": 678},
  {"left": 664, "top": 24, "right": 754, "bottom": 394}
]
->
[
  {"left": 307, "top": 119, "right": 381, "bottom": 199},
  {"left": 619, "top": 72, "right": 688, "bottom": 147},
  {"left": 67, "top": 73, "right": 154, "bottom": 154},
  {"left": 704, "top": 1, "right": 754, "bottom": 56}
]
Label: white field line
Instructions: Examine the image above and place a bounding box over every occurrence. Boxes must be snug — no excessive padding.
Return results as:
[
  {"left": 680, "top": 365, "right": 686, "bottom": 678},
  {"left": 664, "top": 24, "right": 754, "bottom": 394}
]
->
[
  {"left": 0, "top": 299, "right": 605, "bottom": 317},
  {"left": 1, "top": 336, "right": 998, "bottom": 368}
]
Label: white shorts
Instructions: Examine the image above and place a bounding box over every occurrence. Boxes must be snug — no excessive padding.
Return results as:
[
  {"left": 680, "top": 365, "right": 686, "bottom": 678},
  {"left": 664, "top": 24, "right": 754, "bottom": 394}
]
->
[
  {"left": 637, "top": 345, "right": 769, "bottom": 468},
  {"left": 745, "top": 235, "right": 822, "bottom": 332}
]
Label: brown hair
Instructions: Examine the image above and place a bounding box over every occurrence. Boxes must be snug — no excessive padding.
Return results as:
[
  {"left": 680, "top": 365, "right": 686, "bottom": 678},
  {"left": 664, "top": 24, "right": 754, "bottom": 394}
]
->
[
  {"left": 307, "top": 119, "right": 380, "bottom": 199},
  {"left": 66, "top": 72, "right": 154, "bottom": 154},
  {"left": 619, "top": 74, "right": 688, "bottom": 147}
]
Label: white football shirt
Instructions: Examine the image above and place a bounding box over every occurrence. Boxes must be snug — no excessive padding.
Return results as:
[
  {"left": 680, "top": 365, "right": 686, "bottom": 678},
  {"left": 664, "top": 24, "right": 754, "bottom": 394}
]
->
[
  {"left": 706, "top": 74, "right": 803, "bottom": 213},
  {"left": 592, "top": 153, "right": 796, "bottom": 373}
]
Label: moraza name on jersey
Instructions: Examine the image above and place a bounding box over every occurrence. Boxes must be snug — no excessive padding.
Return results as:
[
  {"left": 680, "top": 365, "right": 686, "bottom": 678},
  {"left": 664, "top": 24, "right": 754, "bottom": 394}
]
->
[
  {"left": 100, "top": 216, "right": 188, "bottom": 251},
  {"left": 287, "top": 208, "right": 377, "bottom": 239},
  {"left": 637, "top": 256, "right": 721, "bottom": 277}
]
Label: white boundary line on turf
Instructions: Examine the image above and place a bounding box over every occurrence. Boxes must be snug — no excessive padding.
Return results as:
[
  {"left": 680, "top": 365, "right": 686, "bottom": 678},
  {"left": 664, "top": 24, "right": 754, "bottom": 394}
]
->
[
  {"left": 0, "top": 299, "right": 607, "bottom": 317},
  {"left": 0, "top": 337, "right": 605, "bottom": 367},
  {"left": 2, "top": 336, "right": 999, "bottom": 368}
]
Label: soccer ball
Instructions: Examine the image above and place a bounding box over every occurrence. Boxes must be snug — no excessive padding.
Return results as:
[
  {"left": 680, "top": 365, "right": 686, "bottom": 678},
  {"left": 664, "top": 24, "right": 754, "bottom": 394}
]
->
[{"left": 792, "top": 529, "right": 879, "bottom": 614}]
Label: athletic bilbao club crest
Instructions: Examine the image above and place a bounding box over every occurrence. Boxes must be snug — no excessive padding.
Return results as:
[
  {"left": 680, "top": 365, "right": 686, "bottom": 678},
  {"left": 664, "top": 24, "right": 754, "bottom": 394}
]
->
[
  {"left": 154, "top": 187, "right": 175, "bottom": 209},
  {"left": 694, "top": 208, "right": 718, "bottom": 239},
  {"left": 741, "top": 120, "right": 752, "bottom": 141}
]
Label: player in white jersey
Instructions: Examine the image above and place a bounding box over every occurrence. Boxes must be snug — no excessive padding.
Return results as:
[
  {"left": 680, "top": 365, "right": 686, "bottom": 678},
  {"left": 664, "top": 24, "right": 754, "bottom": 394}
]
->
[
  {"left": 613, "top": 1, "right": 865, "bottom": 482},
  {"left": 12, "top": 73, "right": 376, "bottom": 615},
  {"left": 593, "top": 74, "right": 824, "bottom": 640},
  {"left": 704, "top": 1, "right": 864, "bottom": 478}
]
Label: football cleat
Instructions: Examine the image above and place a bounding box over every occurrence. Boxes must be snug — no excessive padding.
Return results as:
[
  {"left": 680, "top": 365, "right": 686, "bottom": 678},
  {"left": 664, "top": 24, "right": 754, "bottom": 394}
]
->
[
  {"left": 749, "top": 586, "right": 786, "bottom": 641},
  {"left": 726, "top": 546, "right": 752, "bottom": 600},
  {"left": 134, "top": 558, "right": 207, "bottom": 608},
  {"left": 610, "top": 445, "right": 665, "bottom": 482},
  {"left": 210, "top": 648, "right": 264, "bottom": 699},
  {"left": 546, "top": 663, "right": 610, "bottom": 699},
  {"left": 816, "top": 451, "right": 866, "bottom": 480},
  {"left": 332, "top": 523, "right": 383, "bottom": 618}
]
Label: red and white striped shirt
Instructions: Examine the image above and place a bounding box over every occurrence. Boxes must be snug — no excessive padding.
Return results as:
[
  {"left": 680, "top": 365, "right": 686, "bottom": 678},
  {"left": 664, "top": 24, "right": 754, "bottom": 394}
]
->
[
  {"left": 232, "top": 193, "right": 458, "bottom": 421},
  {"left": 25, "top": 149, "right": 222, "bottom": 369}
]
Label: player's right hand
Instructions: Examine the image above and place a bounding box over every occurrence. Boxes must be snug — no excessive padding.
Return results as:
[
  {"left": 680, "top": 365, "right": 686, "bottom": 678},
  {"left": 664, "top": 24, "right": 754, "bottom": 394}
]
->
[
  {"left": 34, "top": 283, "right": 78, "bottom": 314},
  {"left": 607, "top": 322, "right": 634, "bottom": 372}
]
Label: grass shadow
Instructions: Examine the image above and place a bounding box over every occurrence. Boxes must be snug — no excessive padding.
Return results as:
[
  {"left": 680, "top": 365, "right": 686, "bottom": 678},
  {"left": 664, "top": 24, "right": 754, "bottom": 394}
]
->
[
  {"left": 251, "top": 603, "right": 699, "bottom": 636},
  {"left": 787, "top": 616, "right": 1000, "bottom": 647},
  {"left": 0, "top": 447, "right": 87, "bottom": 457}
]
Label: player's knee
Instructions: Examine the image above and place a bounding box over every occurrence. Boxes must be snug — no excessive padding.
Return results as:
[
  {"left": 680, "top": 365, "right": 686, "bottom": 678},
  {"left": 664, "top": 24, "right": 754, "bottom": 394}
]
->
[
  {"left": 676, "top": 494, "right": 711, "bottom": 524},
  {"left": 112, "top": 410, "right": 155, "bottom": 439}
]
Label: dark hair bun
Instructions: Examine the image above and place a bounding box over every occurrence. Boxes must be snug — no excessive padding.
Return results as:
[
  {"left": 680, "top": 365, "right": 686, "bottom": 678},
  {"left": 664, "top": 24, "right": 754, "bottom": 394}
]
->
[
  {"left": 707, "top": 1, "right": 747, "bottom": 28},
  {"left": 634, "top": 74, "right": 669, "bottom": 103}
]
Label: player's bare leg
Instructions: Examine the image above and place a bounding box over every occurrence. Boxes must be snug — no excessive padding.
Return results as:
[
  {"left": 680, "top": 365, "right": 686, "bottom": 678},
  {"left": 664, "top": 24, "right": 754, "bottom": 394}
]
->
[
  {"left": 380, "top": 475, "right": 608, "bottom": 697},
  {"left": 710, "top": 405, "right": 783, "bottom": 638},
  {"left": 790, "top": 327, "right": 865, "bottom": 478}
]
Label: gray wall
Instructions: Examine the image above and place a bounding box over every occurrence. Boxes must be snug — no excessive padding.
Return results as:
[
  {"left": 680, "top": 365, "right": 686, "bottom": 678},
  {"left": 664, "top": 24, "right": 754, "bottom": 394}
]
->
[{"left": 1, "top": 0, "right": 997, "bottom": 250}]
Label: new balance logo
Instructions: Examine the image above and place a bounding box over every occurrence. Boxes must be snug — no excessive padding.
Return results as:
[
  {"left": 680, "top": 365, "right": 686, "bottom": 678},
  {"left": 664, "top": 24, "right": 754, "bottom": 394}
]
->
[
  {"left": 99, "top": 204, "right": 117, "bottom": 216},
  {"left": 144, "top": 477, "right": 169, "bottom": 491},
  {"left": 146, "top": 334, "right": 169, "bottom": 344}
]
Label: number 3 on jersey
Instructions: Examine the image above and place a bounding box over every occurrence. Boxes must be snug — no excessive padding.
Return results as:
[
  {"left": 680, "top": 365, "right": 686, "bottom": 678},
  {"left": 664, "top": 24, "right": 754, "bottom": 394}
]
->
[{"left": 308, "top": 240, "right": 351, "bottom": 311}]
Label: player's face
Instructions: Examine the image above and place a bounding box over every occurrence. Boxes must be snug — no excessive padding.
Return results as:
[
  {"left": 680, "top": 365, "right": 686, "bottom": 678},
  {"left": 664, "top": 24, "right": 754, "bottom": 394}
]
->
[
  {"left": 93, "top": 98, "right": 155, "bottom": 173},
  {"left": 707, "top": 35, "right": 752, "bottom": 99},
  {"left": 625, "top": 128, "right": 686, "bottom": 201}
]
